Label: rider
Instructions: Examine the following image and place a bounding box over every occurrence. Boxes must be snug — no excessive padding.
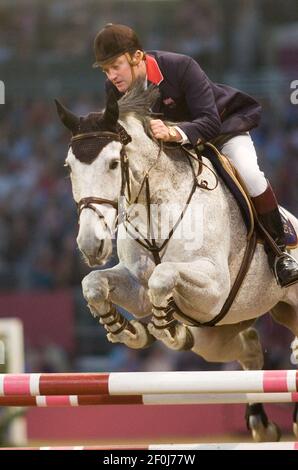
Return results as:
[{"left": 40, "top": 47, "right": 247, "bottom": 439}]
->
[{"left": 92, "top": 23, "right": 298, "bottom": 288}]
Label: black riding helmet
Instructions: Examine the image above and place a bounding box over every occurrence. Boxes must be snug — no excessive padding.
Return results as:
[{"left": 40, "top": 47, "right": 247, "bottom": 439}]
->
[{"left": 93, "top": 23, "right": 143, "bottom": 68}]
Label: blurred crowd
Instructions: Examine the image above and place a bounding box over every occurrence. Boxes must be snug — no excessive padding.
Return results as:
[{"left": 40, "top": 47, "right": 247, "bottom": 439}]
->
[
  {"left": 253, "top": 97, "right": 298, "bottom": 212},
  {"left": 1, "top": 0, "right": 297, "bottom": 73},
  {"left": 0, "top": 0, "right": 222, "bottom": 66},
  {"left": 0, "top": 98, "right": 87, "bottom": 290},
  {"left": 0, "top": 89, "right": 297, "bottom": 373},
  {"left": 0, "top": 93, "right": 297, "bottom": 292}
]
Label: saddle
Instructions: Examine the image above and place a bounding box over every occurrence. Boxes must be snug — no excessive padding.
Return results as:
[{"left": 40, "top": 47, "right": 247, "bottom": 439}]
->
[
  {"left": 152, "top": 141, "right": 297, "bottom": 329},
  {"left": 202, "top": 143, "right": 297, "bottom": 250},
  {"left": 168, "top": 142, "right": 297, "bottom": 328}
]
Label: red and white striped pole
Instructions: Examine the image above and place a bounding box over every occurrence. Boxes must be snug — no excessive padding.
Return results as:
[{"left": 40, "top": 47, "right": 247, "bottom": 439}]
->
[
  {"left": 0, "top": 391, "right": 297, "bottom": 407},
  {"left": 0, "top": 370, "right": 297, "bottom": 397}
]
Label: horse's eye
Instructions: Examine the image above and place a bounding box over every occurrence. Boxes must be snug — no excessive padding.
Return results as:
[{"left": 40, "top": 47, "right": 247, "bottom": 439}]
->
[{"left": 109, "top": 160, "right": 119, "bottom": 170}]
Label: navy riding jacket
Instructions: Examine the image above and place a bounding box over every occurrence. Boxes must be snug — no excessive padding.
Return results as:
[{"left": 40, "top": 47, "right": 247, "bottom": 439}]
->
[{"left": 106, "top": 50, "right": 262, "bottom": 147}]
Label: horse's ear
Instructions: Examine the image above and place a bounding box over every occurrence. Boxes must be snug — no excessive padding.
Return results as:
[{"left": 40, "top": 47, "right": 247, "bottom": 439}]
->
[
  {"left": 54, "top": 99, "right": 80, "bottom": 134},
  {"left": 103, "top": 91, "right": 119, "bottom": 129}
]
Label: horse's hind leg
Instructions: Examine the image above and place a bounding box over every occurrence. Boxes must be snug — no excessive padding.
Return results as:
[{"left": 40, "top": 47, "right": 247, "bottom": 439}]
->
[
  {"left": 190, "top": 322, "right": 280, "bottom": 442},
  {"left": 189, "top": 320, "right": 263, "bottom": 367},
  {"left": 239, "top": 328, "right": 281, "bottom": 443},
  {"left": 271, "top": 298, "right": 298, "bottom": 438},
  {"left": 270, "top": 300, "right": 298, "bottom": 362}
]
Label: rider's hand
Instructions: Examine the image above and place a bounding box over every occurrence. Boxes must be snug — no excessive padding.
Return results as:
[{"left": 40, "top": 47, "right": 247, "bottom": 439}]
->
[{"left": 150, "top": 119, "right": 182, "bottom": 142}]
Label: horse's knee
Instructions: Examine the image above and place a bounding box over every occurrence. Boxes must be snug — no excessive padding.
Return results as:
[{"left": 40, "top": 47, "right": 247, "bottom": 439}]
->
[
  {"left": 148, "top": 263, "right": 178, "bottom": 301},
  {"left": 82, "top": 272, "right": 109, "bottom": 305}
]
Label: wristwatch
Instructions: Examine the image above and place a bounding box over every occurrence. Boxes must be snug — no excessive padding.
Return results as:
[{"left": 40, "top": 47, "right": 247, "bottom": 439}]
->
[{"left": 167, "top": 126, "right": 177, "bottom": 139}]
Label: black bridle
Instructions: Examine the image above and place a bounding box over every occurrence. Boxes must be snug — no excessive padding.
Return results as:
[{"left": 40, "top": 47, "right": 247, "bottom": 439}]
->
[
  {"left": 70, "top": 127, "right": 257, "bottom": 330},
  {"left": 70, "top": 126, "right": 218, "bottom": 265},
  {"left": 71, "top": 127, "right": 131, "bottom": 230}
]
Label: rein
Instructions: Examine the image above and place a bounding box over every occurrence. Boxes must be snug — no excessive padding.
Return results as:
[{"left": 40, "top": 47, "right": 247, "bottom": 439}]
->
[
  {"left": 71, "top": 127, "right": 219, "bottom": 266},
  {"left": 119, "top": 141, "right": 219, "bottom": 265},
  {"left": 71, "top": 126, "right": 254, "bottom": 328}
]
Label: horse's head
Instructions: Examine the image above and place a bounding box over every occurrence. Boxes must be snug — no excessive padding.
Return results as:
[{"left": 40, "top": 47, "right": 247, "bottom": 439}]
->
[
  {"left": 55, "top": 92, "right": 130, "bottom": 267},
  {"left": 56, "top": 82, "right": 160, "bottom": 267}
]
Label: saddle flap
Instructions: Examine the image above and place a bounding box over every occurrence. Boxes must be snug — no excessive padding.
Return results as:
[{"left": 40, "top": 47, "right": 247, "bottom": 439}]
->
[{"left": 203, "top": 143, "right": 254, "bottom": 237}]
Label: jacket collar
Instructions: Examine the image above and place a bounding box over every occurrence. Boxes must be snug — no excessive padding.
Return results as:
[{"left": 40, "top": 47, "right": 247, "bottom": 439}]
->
[{"left": 145, "top": 54, "right": 164, "bottom": 85}]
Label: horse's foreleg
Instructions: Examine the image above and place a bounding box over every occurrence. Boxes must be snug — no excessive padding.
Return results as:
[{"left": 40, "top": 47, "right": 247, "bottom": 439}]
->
[
  {"left": 82, "top": 264, "right": 155, "bottom": 349},
  {"left": 146, "top": 263, "right": 193, "bottom": 351},
  {"left": 147, "top": 260, "right": 229, "bottom": 351}
]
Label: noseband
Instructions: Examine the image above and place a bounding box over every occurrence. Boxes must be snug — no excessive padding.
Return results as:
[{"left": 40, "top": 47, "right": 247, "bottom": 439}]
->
[{"left": 70, "top": 127, "right": 132, "bottom": 228}]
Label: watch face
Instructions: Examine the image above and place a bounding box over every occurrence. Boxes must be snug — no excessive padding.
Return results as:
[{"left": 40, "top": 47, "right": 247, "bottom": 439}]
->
[{"left": 169, "top": 127, "right": 176, "bottom": 137}]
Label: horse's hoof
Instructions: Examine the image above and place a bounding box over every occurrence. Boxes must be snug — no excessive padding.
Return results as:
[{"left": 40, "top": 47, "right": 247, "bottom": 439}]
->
[{"left": 249, "top": 416, "right": 281, "bottom": 442}]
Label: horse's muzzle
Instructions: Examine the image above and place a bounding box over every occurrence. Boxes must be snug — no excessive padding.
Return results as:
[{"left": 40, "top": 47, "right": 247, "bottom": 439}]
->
[{"left": 77, "top": 235, "right": 112, "bottom": 266}]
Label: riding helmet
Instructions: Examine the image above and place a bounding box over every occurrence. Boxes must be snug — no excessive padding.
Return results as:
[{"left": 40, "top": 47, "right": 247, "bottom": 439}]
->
[{"left": 93, "top": 23, "right": 143, "bottom": 68}]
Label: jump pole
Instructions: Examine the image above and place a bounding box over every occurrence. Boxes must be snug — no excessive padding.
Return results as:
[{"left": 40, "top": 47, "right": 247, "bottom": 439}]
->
[
  {"left": 0, "top": 391, "right": 297, "bottom": 407},
  {"left": 0, "top": 370, "right": 297, "bottom": 396}
]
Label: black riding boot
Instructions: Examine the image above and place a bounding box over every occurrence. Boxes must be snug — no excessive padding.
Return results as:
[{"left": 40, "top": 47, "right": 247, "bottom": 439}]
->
[{"left": 252, "top": 184, "right": 298, "bottom": 288}]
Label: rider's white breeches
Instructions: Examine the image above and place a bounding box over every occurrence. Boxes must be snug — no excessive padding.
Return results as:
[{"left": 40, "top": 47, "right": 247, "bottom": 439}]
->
[{"left": 221, "top": 132, "right": 268, "bottom": 197}]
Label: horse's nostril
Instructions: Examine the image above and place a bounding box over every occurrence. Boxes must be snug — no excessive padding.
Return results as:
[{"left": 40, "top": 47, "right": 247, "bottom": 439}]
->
[{"left": 79, "top": 239, "right": 105, "bottom": 265}]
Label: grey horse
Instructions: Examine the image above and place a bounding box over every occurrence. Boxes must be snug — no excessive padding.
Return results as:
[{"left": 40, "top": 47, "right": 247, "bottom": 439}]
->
[{"left": 56, "top": 84, "right": 298, "bottom": 442}]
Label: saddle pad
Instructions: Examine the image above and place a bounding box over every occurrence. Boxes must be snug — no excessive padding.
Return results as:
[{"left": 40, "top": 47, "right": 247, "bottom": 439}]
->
[{"left": 203, "top": 144, "right": 254, "bottom": 234}]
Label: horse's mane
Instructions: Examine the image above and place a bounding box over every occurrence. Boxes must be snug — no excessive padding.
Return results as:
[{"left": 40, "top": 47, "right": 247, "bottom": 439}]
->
[
  {"left": 79, "top": 80, "right": 188, "bottom": 162},
  {"left": 117, "top": 79, "right": 160, "bottom": 137},
  {"left": 118, "top": 80, "right": 186, "bottom": 160},
  {"left": 118, "top": 79, "right": 160, "bottom": 119},
  {"left": 80, "top": 80, "right": 159, "bottom": 136}
]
